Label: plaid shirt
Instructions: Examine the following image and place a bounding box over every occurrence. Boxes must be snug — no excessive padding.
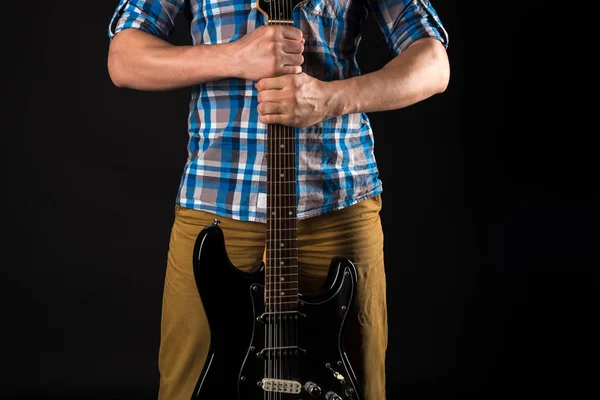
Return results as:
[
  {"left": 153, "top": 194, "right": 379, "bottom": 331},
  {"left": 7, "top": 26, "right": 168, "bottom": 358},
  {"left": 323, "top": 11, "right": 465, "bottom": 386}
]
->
[{"left": 108, "top": 0, "right": 448, "bottom": 223}]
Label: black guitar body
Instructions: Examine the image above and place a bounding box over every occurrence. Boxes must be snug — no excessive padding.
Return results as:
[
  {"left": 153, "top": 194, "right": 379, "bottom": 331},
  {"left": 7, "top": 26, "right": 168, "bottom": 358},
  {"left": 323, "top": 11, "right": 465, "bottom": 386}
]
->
[{"left": 190, "top": 221, "right": 361, "bottom": 400}]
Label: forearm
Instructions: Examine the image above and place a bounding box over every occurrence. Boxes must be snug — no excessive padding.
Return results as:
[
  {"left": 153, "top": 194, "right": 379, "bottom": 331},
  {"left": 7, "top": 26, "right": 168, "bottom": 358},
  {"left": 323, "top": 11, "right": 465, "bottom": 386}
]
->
[
  {"left": 107, "top": 29, "right": 240, "bottom": 91},
  {"left": 327, "top": 38, "right": 450, "bottom": 117}
]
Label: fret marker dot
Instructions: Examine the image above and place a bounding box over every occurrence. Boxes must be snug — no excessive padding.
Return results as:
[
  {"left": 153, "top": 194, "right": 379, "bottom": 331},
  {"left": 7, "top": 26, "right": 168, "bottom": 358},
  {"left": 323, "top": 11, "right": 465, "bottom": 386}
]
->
[
  {"left": 281, "top": 291, "right": 285, "bottom": 296},
  {"left": 272, "top": 211, "right": 275, "bottom": 215},
  {"left": 281, "top": 277, "right": 285, "bottom": 281},
  {"left": 289, "top": 211, "right": 293, "bottom": 215},
  {"left": 280, "top": 261, "right": 284, "bottom": 265},
  {"left": 280, "top": 144, "right": 284, "bottom": 148},
  {"left": 280, "top": 243, "right": 284, "bottom": 247},
  {"left": 280, "top": 173, "right": 284, "bottom": 177}
]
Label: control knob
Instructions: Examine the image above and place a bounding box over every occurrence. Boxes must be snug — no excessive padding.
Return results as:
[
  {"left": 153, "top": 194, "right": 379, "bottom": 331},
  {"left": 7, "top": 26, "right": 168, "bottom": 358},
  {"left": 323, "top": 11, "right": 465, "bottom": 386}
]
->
[{"left": 304, "top": 381, "right": 322, "bottom": 396}]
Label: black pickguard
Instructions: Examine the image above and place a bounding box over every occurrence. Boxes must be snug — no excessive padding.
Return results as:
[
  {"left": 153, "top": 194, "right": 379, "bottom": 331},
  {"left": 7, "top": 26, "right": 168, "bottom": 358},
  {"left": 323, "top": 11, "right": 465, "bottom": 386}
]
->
[{"left": 190, "top": 222, "right": 361, "bottom": 400}]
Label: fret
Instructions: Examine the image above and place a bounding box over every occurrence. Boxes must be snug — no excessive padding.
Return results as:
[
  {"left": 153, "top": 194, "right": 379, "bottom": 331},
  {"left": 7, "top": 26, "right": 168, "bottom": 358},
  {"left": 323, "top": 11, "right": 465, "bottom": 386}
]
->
[
  {"left": 265, "top": 288, "right": 298, "bottom": 299},
  {"left": 265, "top": 278, "right": 299, "bottom": 283},
  {"left": 268, "top": 20, "right": 293, "bottom": 24},
  {"left": 266, "top": 271, "right": 298, "bottom": 275},
  {"left": 266, "top": 300, "right": 299, "bottom": 305},
  {"left": 268, "top": 152, "right": 296, "bottom": 155},
  {"left": 265, "top": 256, "right": 298, "bottom": 259},
  {"left": 265, "top": 295, "right": 299, "bottom": 300},
  {"left": 269, "top": 273, "right": 299, "bottom": 279},
  {"left": 266, "top": 268, "right": 298, "bottom": 272}
]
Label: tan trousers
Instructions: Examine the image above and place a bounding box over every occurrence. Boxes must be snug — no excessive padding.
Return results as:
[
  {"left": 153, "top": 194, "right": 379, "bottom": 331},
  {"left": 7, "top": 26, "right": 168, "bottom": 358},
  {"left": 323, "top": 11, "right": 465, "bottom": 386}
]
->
[{"left": 157, "top": 194, "right": 387, "bottom": 400}]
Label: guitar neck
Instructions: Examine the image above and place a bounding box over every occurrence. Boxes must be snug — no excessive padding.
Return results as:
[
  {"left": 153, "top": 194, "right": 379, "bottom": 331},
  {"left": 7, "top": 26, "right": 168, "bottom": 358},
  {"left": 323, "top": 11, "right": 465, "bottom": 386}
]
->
[{"left": 265, "top": 123, "right": 298, "bottom": 312}]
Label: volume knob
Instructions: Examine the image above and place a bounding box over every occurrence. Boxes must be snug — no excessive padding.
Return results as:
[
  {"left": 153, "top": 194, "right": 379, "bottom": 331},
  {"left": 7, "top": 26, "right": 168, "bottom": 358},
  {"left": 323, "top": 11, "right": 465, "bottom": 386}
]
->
[
  {"left": 304, "top": 381, "right": 322, "bottom": 396},
  {"left": 325, "top": 392, "right": 342, "bottom": 400}
]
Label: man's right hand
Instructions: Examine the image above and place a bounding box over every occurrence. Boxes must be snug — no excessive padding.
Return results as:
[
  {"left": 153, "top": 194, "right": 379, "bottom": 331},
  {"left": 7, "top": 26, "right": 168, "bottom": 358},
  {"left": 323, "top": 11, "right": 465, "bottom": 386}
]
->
[{"left": 232, "top": 25, "right": 305, "bottom": 81}]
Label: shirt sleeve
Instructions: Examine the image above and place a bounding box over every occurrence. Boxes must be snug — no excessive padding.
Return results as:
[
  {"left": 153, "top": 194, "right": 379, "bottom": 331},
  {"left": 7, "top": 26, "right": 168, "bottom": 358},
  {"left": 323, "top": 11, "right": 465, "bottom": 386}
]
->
[
  {"left": 367, "top": 0, "right": 449, "bottom": 55},
  {"left": 108, "top": 0, "right": 186, "bottom": 41}
]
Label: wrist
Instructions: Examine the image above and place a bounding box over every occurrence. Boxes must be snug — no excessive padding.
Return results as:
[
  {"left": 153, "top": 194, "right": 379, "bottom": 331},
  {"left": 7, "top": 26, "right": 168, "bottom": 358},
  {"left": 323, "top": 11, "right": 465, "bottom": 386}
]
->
[
  {"left": 222, "top": 41, "right": 244, "bottom": 79},
  {"left": 323, "top": 78, "right": 356, "bottom": 119}
]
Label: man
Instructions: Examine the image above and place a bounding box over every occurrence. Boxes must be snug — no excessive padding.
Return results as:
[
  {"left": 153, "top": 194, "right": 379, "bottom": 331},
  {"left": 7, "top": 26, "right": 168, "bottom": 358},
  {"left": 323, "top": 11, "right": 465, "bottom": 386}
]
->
[{"left": 107, "top": 0, "right": 449, "bottom": 399}]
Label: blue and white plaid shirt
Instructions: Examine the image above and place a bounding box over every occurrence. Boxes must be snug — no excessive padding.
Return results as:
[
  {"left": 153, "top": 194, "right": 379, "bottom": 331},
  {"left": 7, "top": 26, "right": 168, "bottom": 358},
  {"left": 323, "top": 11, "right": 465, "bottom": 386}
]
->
[{"left": 108, "top": 0, "right": 448, "bottom": 223}]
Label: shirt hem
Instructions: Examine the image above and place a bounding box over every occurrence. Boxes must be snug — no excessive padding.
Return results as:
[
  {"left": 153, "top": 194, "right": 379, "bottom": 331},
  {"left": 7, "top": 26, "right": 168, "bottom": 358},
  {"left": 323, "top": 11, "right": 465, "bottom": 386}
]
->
[{"left": 175, "top": 187, "right": 383, "bottom": 224}]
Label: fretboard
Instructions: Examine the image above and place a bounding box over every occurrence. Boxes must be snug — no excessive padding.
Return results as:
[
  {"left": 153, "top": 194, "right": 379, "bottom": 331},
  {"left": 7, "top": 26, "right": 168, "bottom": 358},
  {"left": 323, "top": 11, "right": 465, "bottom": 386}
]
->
[{"left": 266, "top": 122, "right": 298, "bottom": 312}]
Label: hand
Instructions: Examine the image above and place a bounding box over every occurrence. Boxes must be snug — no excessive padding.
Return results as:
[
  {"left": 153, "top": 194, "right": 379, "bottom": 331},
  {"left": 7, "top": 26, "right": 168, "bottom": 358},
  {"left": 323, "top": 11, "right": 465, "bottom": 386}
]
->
[
  {"left": 232, "top": 25, "right": 305, "bottom": 81},
  {"left": 255, "top": 73, "right": 333, "bottom": 128}
]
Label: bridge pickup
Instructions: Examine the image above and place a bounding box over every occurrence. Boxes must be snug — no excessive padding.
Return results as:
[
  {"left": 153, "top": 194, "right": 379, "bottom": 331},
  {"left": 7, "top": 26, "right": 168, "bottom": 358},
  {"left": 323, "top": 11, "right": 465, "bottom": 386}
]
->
[
  {"left": 257, "top": 345, "right": 306, "bottom": 359},
  {"left": 257, "top": 310, "right": 306, "bottom": 323},
  {"left": 260, "top": 378, "right": 302, "bottom": 394}
]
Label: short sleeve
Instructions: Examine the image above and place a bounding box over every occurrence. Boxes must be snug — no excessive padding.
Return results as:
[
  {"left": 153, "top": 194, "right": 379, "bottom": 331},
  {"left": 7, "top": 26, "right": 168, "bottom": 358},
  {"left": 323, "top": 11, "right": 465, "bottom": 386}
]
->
[
  {"left": 367, "top": 0, "right": 449, "bottom": 56},
  {"left": 108, "top": 0, "right": 186, "bottom": 41}
]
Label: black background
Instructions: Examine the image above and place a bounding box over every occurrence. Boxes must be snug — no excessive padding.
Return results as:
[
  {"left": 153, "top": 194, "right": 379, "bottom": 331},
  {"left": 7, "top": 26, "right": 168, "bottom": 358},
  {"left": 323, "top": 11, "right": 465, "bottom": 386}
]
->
[{"left": 4, "top": 1, "right": 597, "bottom": 399}]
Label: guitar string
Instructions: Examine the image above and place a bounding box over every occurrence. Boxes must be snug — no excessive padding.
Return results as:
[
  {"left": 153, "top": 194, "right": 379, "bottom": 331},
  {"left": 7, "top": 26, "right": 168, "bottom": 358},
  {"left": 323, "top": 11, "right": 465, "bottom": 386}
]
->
[
  {"left": 278, "top": 3, "right": 283, "bottom": 398},
  {"left": 275, "top": 4, "right": 280, "bottom": 400},
  {"left": 285, "top": 3, "right": 290, "bottom": 395},
  {"left": 279, "top": 4, "right": 285, "bottom": 398},
  {"left": 272, "top": 2, "right": 276, "bottom": 397},
  {"left": 267, "top": 0, "right": 273, "bottom": 385},
  {"left": 277, "top": 1, "right": 280, "bottom": 390},
  {"left": 283, "top": 2, "right": 294, "bottom": 398},
  {"left": 268, "top": 9, "right": 273, "bottom": 400},
  {"left": 287, "top": 2, "right": 298, "bottom": 396}
]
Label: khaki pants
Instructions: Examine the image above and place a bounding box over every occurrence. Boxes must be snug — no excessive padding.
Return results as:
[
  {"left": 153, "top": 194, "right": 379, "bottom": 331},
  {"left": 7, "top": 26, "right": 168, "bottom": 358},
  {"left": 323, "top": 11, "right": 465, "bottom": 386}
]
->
[{"left": 158, "top": 194, "right": 388, "bottom": 400}]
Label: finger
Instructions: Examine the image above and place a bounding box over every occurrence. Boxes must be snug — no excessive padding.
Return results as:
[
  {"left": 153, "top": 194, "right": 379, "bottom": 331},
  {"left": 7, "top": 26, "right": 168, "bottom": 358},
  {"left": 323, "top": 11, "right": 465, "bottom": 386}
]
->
[
  {"left": 279, "top": 26, "right": 303, "bottom": 41},
  {"left": 259, "top": 113, "right": 283, "bottom": 125},
  {"left": 278, "top": 66, "right": 303, "bottom": 75},
  {"left": 257, "top": 89, "right": 281, "bottom": 104},
  {"left": 255, "top": 77, "right": 285, "bottom": 91},
  {"left": 258, "top": 102, "right": 285, "bottom": 115},
  {"left": 281, "top": 38, "right": 304, "bottom": 54},
  {"left": 283, "top": 53, "right": 304, "bottom": 67},
  {"left": 259, "top": 111, "right": 293, "bottom": 126}
]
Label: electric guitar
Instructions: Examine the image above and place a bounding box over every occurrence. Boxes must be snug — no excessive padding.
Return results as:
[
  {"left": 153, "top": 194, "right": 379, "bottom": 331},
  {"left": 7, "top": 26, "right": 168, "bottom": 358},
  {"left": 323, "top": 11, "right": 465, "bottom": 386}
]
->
[{"left": 189, "top": 1, "right": 361, "bottom": 399}]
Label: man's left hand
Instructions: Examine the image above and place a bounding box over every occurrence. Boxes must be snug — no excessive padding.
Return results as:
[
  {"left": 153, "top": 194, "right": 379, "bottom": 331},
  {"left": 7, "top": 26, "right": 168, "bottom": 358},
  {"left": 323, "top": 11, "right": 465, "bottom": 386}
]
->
[{"left": 255, "top": 73, "right": 333, "bottom": 128}]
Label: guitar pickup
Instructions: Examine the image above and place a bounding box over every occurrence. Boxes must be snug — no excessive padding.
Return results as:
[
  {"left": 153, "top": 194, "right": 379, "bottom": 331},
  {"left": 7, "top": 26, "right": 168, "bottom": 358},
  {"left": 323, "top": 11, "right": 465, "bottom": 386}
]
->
[
  {"left": 256, "top": 310, "right": 306, "bottom": 323},
  {"left": 260, "top": 378, "right": 302, "bottom": 394},
  {"left": 256, "top": 346, "right": 306, "bottom": 359}
]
